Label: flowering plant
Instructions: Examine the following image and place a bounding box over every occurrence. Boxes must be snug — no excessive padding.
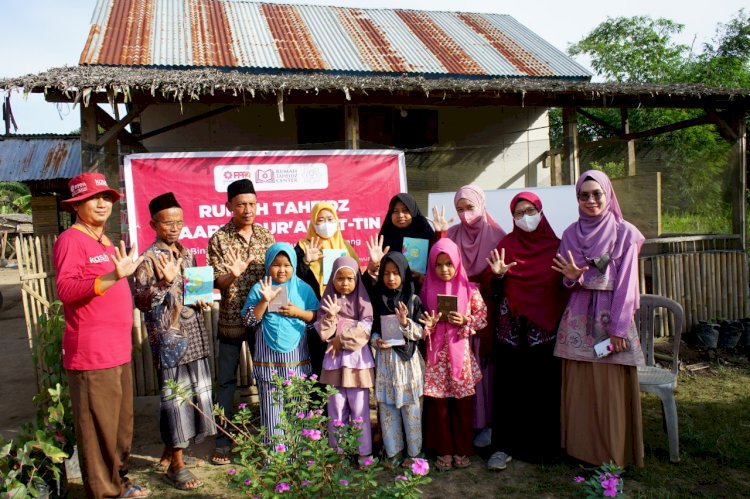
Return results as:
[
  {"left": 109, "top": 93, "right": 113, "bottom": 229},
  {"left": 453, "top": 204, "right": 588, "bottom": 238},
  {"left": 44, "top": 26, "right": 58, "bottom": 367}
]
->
[
  {"left": 574, "top": 462, "right": 625, "bottom": 498},
  {"left": 167, "top": 370, "right": 431, "bottom": 497}
]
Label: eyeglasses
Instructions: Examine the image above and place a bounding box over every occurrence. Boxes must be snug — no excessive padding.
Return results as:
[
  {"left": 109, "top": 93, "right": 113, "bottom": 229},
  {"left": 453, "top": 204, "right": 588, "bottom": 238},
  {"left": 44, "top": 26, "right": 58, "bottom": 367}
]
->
[
  {"left": 577, "top": 190, "right": 605, "bottom": 202},
  {"left": 512, "top": 207, "right": 539, "bottom": 220},
  {"left": 154, "top": 220, "right": 184, "bottom": 228}
]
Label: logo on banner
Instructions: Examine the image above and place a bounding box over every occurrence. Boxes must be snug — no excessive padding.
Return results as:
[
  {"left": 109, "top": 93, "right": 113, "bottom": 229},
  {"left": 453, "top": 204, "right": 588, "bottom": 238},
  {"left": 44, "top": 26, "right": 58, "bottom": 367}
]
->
[{"left": 214, "top": 164, "right": 329, "bottom": 192}]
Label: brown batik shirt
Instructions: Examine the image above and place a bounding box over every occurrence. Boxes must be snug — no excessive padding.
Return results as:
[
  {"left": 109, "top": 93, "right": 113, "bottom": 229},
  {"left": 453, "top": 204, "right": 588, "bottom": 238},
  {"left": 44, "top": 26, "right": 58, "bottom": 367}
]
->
[{"left": 207, "top": 221, "right": 275, "bottom": 341}]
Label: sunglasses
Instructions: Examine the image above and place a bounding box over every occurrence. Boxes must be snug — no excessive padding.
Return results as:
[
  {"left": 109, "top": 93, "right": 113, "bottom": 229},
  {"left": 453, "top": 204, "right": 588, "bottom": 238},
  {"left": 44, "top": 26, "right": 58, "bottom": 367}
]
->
[{"left": 577, "top": 190, "right": 605, "bottom": 202}]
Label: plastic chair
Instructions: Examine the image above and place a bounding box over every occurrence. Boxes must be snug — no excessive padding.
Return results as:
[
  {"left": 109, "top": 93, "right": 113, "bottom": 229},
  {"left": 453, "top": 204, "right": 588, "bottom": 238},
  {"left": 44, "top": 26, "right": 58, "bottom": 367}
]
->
[{"left": 635, "top": 294, "right": 684, "bottom": 463}]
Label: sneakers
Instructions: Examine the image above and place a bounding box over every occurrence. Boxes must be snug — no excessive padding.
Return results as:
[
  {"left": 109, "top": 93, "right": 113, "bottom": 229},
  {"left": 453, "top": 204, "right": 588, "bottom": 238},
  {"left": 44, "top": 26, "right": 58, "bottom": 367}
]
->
[
  {"left": 473, "top": 428, "right": 492, "bottom": 448},
  {"left": 486, "top": 451, "right": 512, "bottom": 471}
]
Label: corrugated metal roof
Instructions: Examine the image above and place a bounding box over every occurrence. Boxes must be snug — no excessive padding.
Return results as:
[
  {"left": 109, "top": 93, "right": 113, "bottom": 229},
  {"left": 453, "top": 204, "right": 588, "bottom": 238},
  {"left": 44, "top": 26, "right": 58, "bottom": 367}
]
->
[
  {"left": 80, "top": 0, "right": 591, "bottom": 79},
  {"left": 0, "top": 136, "right": 81, "bottom": 181}
]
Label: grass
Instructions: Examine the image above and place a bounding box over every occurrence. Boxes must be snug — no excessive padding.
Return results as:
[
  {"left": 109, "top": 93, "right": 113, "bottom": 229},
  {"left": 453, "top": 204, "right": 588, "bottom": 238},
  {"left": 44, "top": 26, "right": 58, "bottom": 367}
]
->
[{"left": 66, "top": 350, "right": 750, "bottom": 498}]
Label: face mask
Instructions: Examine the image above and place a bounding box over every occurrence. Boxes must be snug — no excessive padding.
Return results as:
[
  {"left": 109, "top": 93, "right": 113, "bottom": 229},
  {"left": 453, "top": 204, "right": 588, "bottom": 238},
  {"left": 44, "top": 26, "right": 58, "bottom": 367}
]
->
[
  {"left": 314, "top": 221, "right": 338, "bottom": 239},
  {"left": 514, "top": 212, "right": 542, "bottom": 232},
  {"left": 458, "top": 209, "right": 481, "bottom": 226}
]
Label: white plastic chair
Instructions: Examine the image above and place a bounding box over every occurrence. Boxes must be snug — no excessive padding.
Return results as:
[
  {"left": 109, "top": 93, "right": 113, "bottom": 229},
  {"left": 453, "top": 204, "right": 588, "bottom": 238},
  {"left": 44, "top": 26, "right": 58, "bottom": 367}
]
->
[{"left": 635, "top": 294, "right": 684, "bottom": 463}]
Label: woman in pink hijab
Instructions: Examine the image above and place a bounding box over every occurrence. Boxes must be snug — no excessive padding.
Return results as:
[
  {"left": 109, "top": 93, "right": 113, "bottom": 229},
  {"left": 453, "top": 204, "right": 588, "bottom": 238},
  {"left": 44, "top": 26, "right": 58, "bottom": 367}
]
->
[{"left": 435, "top": 184, "right": 505, "bottom": 447}]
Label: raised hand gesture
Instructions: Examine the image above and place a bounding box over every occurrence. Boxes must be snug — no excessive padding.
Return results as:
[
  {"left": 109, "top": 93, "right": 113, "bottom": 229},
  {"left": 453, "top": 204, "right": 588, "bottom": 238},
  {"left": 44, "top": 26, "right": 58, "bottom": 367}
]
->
[
  {"left": 428, "top": 205, "right": 454, "bottom": 232},
  {"left": 320, "top": 294, "right": 341, "bottom": 319},
  {"left": 366, "top": 234, "right": 389, "bottom": 268},
  {"left": 418, "top": 310, "right": 441, "bottom": 334},
  {"left": 258, "top": 276, "right": 282, "bottom": 303},
  {"left": 303, "top": 237, "right": 323, "bottom": 265},
  {"left": 552, "top": 250, "right": 590, "bottom": 281},
  {"left": 395, "top": 301, "right": 409, "bottom": 327},
  {"left": 486, "top": 248, "right": 517, "bottom": 276},
  {"left": 154, "top": 251, "right": 183, "bottom": 284},
  {"left": 227, "top": 247, "right": 255, "bottom": 278},
  {"left": 113, "top": 241, "right": 144, "bottom": 279}
]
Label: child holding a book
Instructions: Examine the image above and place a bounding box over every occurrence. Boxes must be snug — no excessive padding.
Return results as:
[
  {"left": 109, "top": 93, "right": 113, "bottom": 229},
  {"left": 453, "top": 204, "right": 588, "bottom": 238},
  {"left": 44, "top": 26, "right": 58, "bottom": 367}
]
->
[
  {"left": 419, "top": 238, "right": 487, "bottom": 471},
  {"left": 241, "top": 242, "right": 319, "bottom": 438},
  {"left": 364, "top": 251, "right": 426, "bottom": 468},
  {"left": 315, "top": 256, "right": 375, "bottom": 463}
]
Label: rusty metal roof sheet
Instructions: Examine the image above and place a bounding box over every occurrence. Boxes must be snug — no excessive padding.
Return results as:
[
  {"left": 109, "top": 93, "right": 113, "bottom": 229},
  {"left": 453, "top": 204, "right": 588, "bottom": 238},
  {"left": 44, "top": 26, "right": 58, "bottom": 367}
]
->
[
  {"left": 0, "top": 136, "right": 81, "bottom": 181},
  {"left": 80, "top": 0, "right": 591, "bottom": 79}
]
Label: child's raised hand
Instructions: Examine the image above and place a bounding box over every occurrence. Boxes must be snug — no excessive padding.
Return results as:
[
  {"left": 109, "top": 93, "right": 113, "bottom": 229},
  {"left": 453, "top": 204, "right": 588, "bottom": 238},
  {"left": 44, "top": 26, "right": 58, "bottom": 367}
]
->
[
  {"left": 366, "top": 234, "right": 389, "bottom": 268},
  {"left": 428, "top": 205, "right": 453, "bottom": 232},
  {"left": 259, "top": 276, "right": 281, "bottom": 303},
  {"left": 418, "top": 310, "right": 441, "bottom": 333},
  {"left": 395, "top": 301, "right": 409, "bottom": 327},
  {"left": 486, "top": 248, "right": 517, "bottom": 276},
  {"left": 320, "top": 294, "right": 341, "bottom": 318},
  {"left": 303, "top": 237, "right": 323, "bottom": 264}
]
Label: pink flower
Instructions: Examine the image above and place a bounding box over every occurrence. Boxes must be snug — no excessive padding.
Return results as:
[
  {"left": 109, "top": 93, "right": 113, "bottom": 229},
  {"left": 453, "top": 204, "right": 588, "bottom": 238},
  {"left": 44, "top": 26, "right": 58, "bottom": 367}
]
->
[
  {"left": 361, "top": 456, "right": 374, "bottom": 467},
  {"left": 301, "top": 480, "right": 311, "bottom": 487},
  {"left": 333, "top": 419, "right": 346, "bottom": 428},
  {"left": 601, "top": 476, "right": 620, "bottom": 497},
  {"left": 299, "top": 373, "right": 307, "bottom": 379},
  {"left": 339, "top": 479, "right": 349, "bottom": 486},
  {"left": 307, "top": 460, "right": 315, "bottom": 467},
  {"left": 275, "top": 482, "right": 290, "bottom": 493},
  {"left": 302, "top": 429, "right": 322, "bottom": 440},
  {"left": 310, "top": 374, "right": 318, "bottom": 380},
  {"left": 307, "top": 410, "right": 314, "bottom": 418},
  {"left": 238, "top": 403, "right": 248, "bottom": 409},
  {"left": 353, "top": 416, "right": 364, "bottom": 424},
  {"left": 395, "top": 475, "right": 408, "bottom": 481},
  {"left": 574, "top": 476, "right": 585, "bottom": 483},
  {"left": 227, "top": 468, "right": 237, "bottom": 475},
  {"left": 275, "top": 443, "right": 287, "bottom": 452},
  {"left": 314, "top": 409, "right": 323, "bottom": 415},
  {"left": 287, "top": 369, "right": 296, "bottom": 377},
  {"left": 296, "top": 411, "right": 306, "bottom": 419},
  {"left": 411, "top": 457, "right": 429, "bottom": 476},
  {"left": 244, "top": 479, "right": 252, "bottom": 486},
  {"left": 282, "top": 379, "right": 292, "bottom": 386}
]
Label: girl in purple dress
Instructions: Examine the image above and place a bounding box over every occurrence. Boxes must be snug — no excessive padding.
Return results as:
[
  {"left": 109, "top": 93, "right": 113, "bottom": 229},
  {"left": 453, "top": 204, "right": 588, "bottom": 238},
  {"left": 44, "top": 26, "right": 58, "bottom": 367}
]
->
[{"left": 552, "top": 170, "right": 646, "bottom": 468}]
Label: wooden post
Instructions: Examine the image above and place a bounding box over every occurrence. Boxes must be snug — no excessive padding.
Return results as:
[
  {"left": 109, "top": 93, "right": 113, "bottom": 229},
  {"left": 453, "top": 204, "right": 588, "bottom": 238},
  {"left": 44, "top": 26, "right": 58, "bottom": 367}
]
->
[
  {"left": 729, "top": 112, "right": 747, "bottom": 251},
  {"left": 621, "top": 108, "right": 636, "bottom": 176},
  {"left": 345, "top": 105, "right": 359, "bottom": 150},
  {"left": 80, "top": 104, "right": 99, "bottom": 172},
  {"left": 561, "top": 107, "right": 579, "bottom": 184}
]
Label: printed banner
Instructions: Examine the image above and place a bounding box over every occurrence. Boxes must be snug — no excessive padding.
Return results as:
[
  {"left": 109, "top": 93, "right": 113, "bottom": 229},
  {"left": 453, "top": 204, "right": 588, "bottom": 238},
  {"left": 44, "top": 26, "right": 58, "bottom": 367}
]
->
[{"left": 124, "top": 150, "right": 407, "bottom": 266}]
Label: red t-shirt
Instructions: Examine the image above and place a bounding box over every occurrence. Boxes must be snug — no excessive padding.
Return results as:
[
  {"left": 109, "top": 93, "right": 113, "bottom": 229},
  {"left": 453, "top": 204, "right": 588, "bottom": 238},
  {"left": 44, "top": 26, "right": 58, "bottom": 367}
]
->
[{"left": 53, "top": 227, "right": 133, "bottom": 370}]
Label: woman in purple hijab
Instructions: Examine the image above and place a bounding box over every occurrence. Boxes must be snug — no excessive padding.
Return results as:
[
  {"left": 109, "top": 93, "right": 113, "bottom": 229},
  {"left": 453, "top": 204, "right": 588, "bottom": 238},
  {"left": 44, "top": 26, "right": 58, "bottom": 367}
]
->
[{"left": 552, "top": 170, "right": 646, "bottom": 468}]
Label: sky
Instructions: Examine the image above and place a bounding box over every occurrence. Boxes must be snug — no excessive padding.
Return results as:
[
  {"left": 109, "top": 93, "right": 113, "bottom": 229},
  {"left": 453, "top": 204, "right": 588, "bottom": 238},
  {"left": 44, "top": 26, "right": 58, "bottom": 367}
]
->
[{"left": 0, "top": 0, "right": 747, "bottom": 135}]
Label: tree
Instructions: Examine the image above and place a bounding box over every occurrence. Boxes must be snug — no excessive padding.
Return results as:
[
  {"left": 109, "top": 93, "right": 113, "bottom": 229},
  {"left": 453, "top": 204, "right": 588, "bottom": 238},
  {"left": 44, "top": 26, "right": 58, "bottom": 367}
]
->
[{"left": 0, "top": 181, "right": 31, "bottom": 214}]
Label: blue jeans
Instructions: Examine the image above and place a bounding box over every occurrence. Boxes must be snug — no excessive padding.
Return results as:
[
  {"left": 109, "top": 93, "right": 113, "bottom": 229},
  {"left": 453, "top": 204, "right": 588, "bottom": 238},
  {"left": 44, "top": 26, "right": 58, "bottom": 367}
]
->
[{"left": 215, "top": 338, "right": 242, "bottom": 450}]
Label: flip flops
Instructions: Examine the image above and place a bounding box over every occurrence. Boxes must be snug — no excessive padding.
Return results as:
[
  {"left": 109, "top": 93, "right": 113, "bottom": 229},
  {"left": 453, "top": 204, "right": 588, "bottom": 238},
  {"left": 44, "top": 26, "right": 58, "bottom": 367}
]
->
[
  {"left": 118, "top": 484, "right": 150, "bottom": 498},
  {"left": 453, "top": 455, "right": 471, "bottom": 469},
  {"left": 211, "top": 447, "right": 231, "bottom": 466},
  {"left": 154, "top": 455, "right": 205, "bottom": 471},
  {"left": 163, "top": 468, "right": 203, "bottom": 491}
]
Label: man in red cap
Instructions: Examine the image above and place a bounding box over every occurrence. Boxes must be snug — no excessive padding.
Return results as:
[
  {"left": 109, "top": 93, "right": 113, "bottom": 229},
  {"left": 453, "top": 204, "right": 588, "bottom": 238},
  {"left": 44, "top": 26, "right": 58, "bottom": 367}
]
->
[{"left": 53, "top": 172, "right": 148, "bottom": 498}]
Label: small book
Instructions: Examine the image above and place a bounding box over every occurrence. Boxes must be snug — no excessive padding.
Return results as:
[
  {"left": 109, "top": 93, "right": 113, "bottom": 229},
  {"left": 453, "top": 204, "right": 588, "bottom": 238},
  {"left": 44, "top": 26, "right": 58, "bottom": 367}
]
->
[
  {"left": 401, "top": 237, "right": 429, "bottom": 274},
  {"left": 322, "top": 249, "right": 348, "bottom": 284},
  {"left": 380, "top": 314, "right": 405, "bottom": 346},
  {"left": 437, "top": 294, "right": 458, "bottom": 322},
  {"left": 268, "top": 286, "right": 288, "bottom": 313},
  {"left": 183, "top": 266, "right": 214, "bottom": 305}
]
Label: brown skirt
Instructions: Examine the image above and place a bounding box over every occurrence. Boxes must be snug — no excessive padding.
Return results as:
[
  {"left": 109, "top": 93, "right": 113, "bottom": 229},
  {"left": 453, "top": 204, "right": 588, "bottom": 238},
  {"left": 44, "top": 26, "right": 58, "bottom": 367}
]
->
[
  {"left": 320, "top": 367, "right": 374, "bottom": 388},
  {"left": 560, "top": 359, "right": 644, "bottom": 468}
]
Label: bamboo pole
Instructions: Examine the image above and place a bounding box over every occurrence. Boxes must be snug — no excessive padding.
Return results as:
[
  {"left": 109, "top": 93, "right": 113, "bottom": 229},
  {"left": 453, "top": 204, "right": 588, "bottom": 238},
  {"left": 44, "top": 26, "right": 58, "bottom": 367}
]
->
[
  {"left": 685, "top": 254, "right": 696, "bottom": 329},
  {"left": 699, "top": 253, "right": 708, "bottom": 321},
  {"left": 728, "top": 252, "right": 736, "bottom": 319},
  {"left": 132, "top": 310, "right": 145, "bottom": 397}
]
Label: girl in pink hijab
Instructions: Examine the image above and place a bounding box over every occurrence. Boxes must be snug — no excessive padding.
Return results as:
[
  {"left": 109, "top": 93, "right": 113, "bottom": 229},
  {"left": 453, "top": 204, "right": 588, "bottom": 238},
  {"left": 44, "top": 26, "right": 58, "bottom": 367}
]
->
[{"left": 419, "top": 238, "right": 487, "bottom": 471}]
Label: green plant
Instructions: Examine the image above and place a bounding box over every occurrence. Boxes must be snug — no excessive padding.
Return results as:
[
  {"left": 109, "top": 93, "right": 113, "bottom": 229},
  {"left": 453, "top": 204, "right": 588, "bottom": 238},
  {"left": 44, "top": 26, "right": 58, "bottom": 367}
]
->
[
  {"left": 167, "top": 371, "right": 431, "bottom": 497},
  {"left": 574, "top": 463, "right": 625, "bottom": 498}
]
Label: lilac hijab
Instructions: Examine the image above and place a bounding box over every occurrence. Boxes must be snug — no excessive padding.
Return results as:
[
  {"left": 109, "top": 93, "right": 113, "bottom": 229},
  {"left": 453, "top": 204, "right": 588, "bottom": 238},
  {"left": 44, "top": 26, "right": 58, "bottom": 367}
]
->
[
  {"left": 447, "top": 185, "right": 506, "bottom": 277},
  {"left": 559, "top": 170, "right": 645, "bottom": 291},
  {"left": 315, "top": 256, "right": 373, "bottom": 327}
]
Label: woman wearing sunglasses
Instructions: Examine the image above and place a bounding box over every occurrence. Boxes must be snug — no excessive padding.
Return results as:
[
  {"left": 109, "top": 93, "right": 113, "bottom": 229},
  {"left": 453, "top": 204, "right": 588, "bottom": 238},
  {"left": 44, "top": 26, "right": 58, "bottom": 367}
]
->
[{"left": 552, "top": 170, "right": 646, "bottom": 468}]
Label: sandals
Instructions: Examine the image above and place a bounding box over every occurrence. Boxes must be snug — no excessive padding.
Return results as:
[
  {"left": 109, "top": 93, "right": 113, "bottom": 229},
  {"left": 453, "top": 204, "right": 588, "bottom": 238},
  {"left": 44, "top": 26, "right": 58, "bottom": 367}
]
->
[
  {"left": 154, "top": 455, "right": 205, "bottom": 471},
  {"left": 453, "top": 455, "right": 471, "bottom": 469},
  {"left": 118, "top": 484, "right": 150, "bottom": 498},
  {"left": 211, "top": 448, "right": 231, "bottom": 466},
  {"left": 435, "top": 455, "right": 453, "bottom": 472},
  {"left": 383, "top": 453, "right": 403, "bottom": 469},
  {"left": 402, "top": 453, "right": 426, "bottom": 469},
  {"left": 163, "top": 468, "right": 203, "bottom": 491}
]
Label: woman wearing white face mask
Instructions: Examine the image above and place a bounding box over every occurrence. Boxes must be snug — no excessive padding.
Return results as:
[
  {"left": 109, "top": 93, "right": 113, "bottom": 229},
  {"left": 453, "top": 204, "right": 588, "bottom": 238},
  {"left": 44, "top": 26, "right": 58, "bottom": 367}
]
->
[{"left": 483, "top": 192, "right": 569, "bottom": 470}]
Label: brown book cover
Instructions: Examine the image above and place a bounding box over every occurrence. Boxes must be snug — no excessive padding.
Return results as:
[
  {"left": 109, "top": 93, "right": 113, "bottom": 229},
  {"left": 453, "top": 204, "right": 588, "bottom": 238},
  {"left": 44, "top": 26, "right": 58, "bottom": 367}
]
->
[{"left": 437, "top": 294, "right": 458, "bottom": 322}]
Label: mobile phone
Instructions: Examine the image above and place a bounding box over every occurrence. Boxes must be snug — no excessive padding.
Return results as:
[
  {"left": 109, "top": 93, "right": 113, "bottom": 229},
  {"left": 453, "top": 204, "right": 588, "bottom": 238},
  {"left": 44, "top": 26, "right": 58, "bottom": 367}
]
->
[{"left": 594, "top": 338, "right": 612, "bottom": 358}]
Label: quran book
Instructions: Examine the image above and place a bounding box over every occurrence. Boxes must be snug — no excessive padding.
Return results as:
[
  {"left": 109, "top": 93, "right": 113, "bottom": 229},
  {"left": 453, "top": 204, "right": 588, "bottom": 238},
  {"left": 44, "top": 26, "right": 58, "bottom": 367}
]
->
[
  {"left": 183, "top": 266, "right": 214, "bottom": 305},
  {"left": 380, "top": 314, "right": 405, "bottom": 346},
  {"left": 437, "top": 294, "right": 458, "bottom": 322},
  {"left": 268, "top": 286, "right": 288, "bottom": 313},
  {"left": 401, "top": 237, "right": 429, "bottom": 274},
  {"left": 322, "top": 249, "right": 348, "bottom": 284}
]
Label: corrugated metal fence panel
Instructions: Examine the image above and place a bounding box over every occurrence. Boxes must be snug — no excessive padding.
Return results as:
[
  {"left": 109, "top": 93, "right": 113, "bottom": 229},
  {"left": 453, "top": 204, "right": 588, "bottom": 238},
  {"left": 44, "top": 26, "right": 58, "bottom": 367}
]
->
[
  {"left": 0, "top": 137, "right": 81, "bottom": 181},
  {"left": 81, "top": 0, "right": 592, "bottom": 78}
]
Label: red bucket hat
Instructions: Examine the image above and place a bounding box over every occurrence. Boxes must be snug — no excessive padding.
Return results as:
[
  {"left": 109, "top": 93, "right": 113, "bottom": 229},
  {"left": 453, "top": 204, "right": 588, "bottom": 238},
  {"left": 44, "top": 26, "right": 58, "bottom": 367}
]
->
[{"left": 60, "top": 173, "right": 121, "bottom": 211}]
